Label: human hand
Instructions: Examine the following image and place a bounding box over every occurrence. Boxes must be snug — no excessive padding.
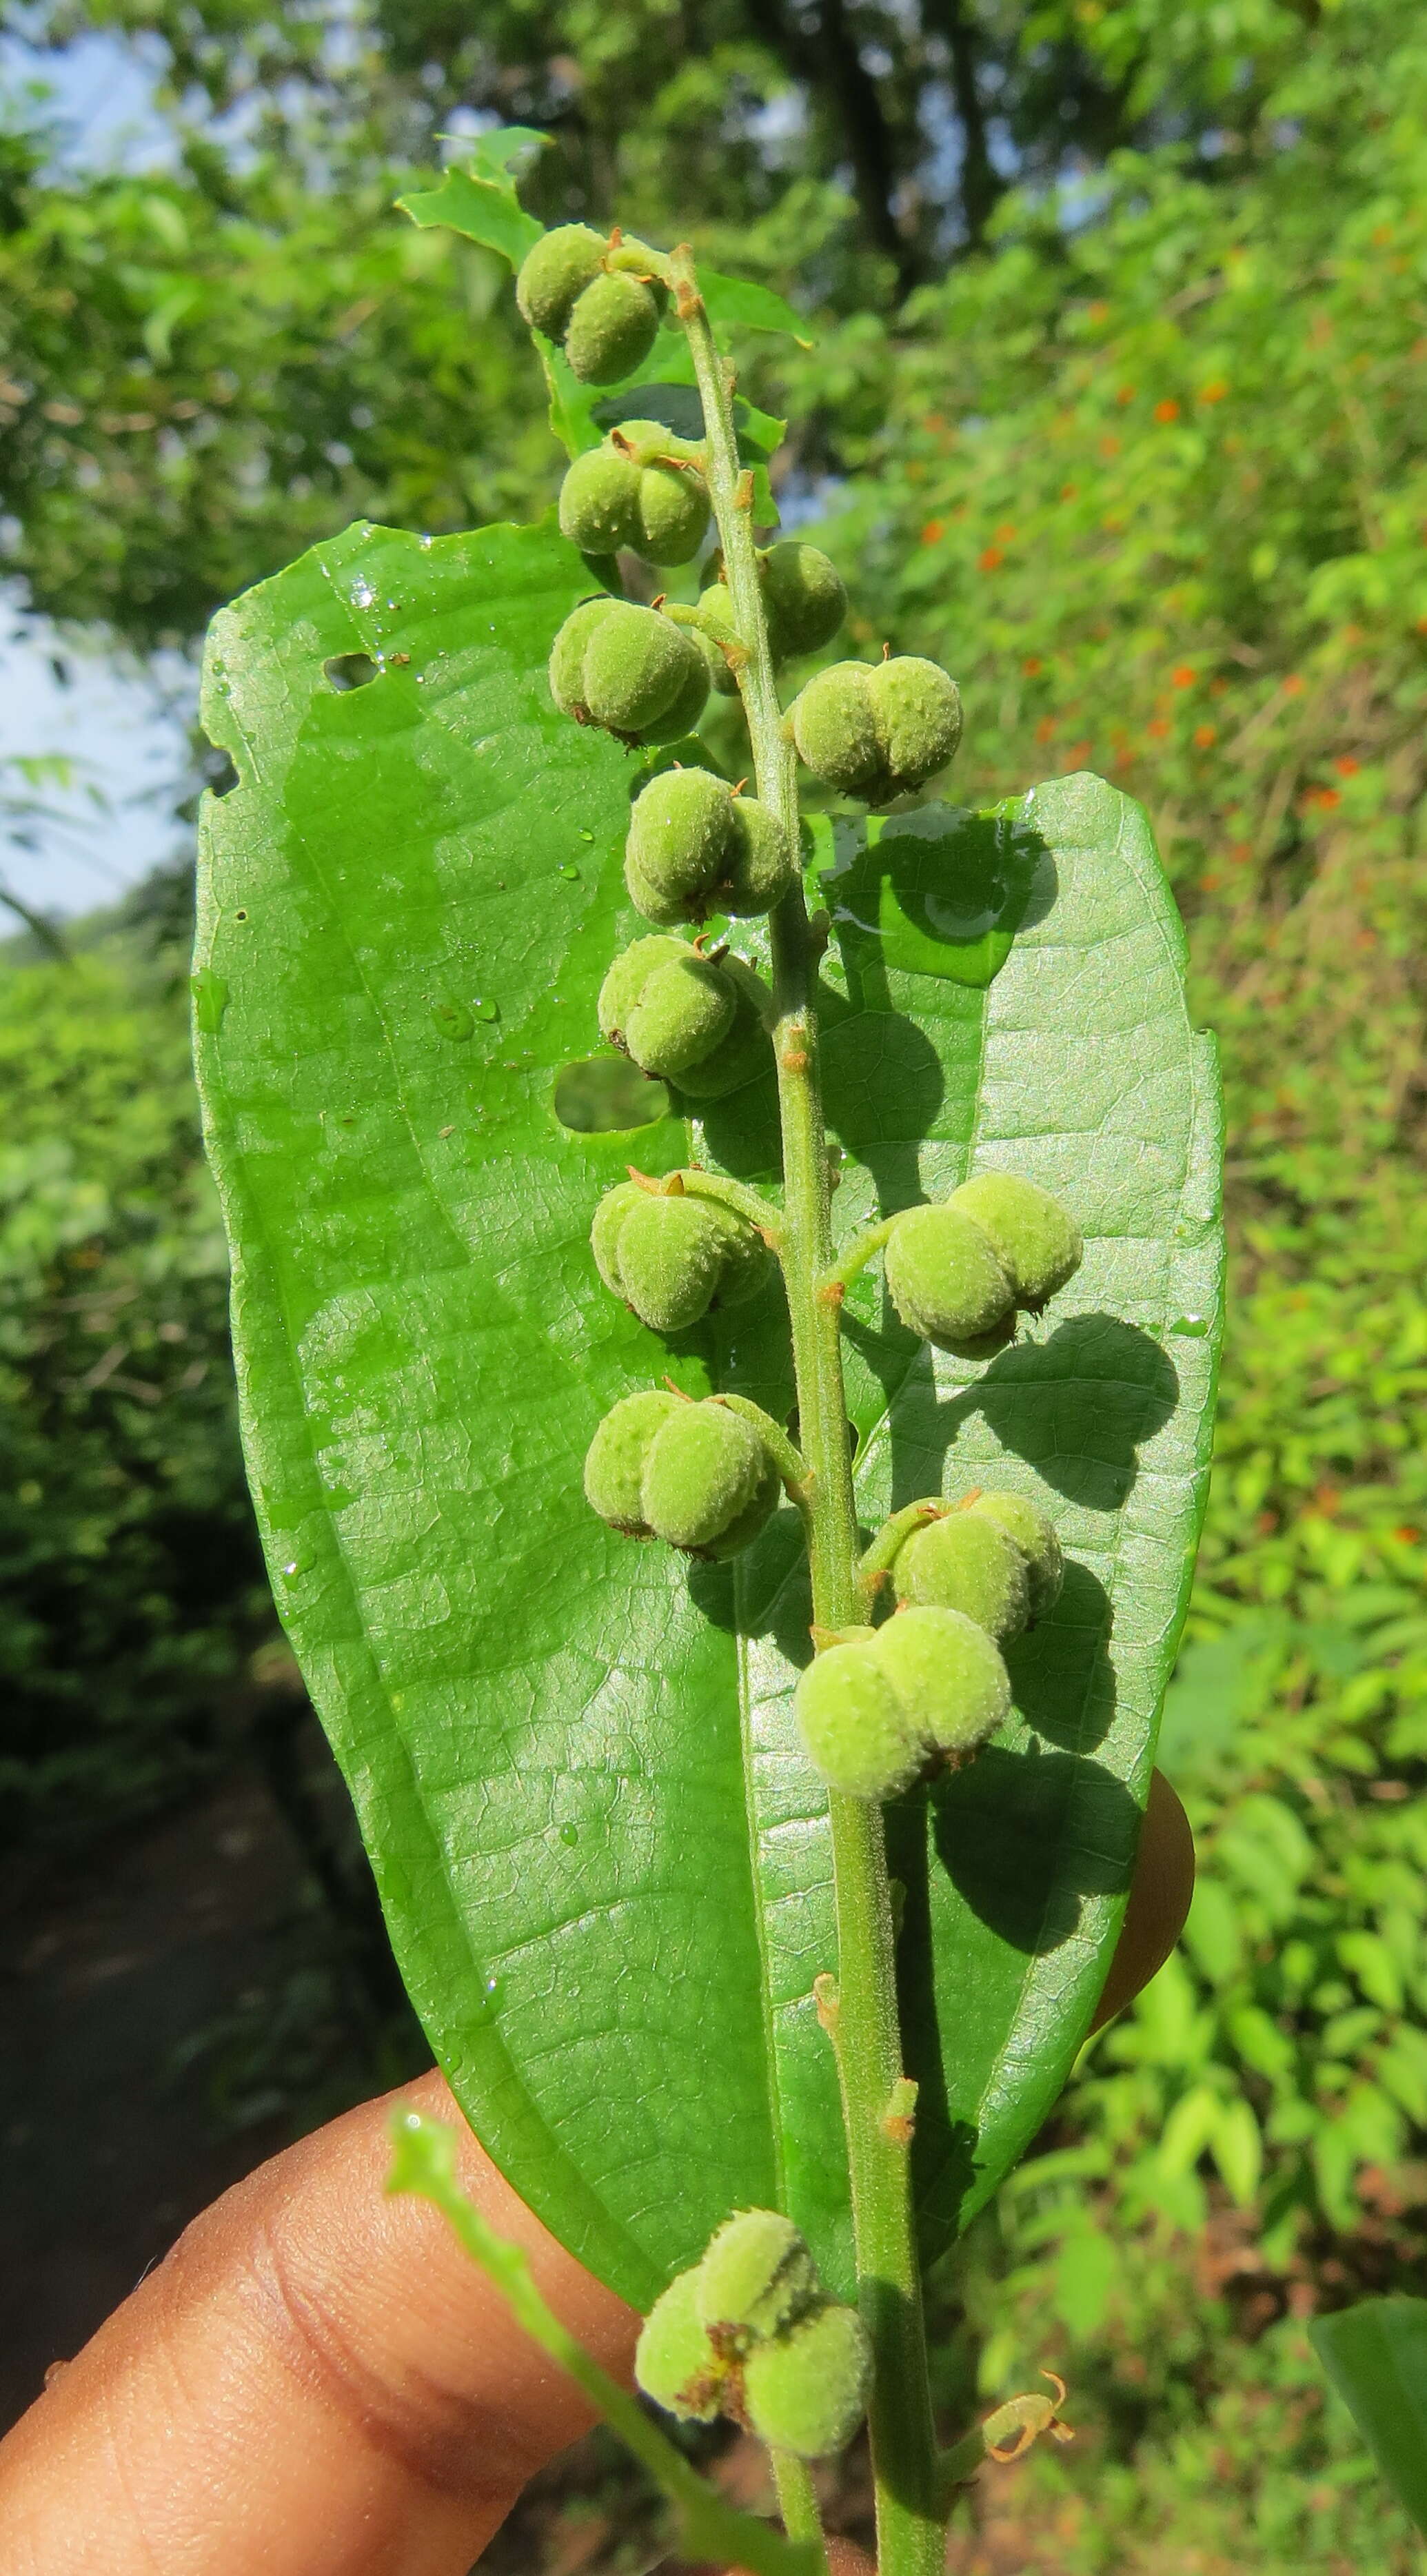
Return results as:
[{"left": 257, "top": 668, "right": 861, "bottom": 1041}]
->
[{"left": 0, "top": 2068, "right": 871, "bottom": 2576}]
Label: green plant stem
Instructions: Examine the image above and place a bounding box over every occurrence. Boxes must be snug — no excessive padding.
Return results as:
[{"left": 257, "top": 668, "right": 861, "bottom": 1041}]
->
[
  {"left": 675, "top": 245, "right": 945, "bottom": 2576},
  {"left": 771, "top": 2448, "right": 829, "bottom": 2559},
  {"left": 388, "top": 2112, "right": 822, "bottom": 2576},
  {"left": 818, "top": 1215, "right": 898, "bottom": 1297},
  {"left": 856, "top": 1498, "right": 947, "bottom": 1615}
]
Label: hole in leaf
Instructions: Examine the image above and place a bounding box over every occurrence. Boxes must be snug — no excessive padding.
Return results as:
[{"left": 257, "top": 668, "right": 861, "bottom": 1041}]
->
[
  {"left": 199, "top": 735, "right": 239, "bottom": 798},
  {"left": 325, "top": 651, "right": 378, "bottom": 692},
  {"left": 554, "top": 1057, "right": 670, "bottom": 1133}
]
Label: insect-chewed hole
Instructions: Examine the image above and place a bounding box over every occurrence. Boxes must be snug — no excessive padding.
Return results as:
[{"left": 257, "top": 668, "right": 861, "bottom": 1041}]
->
[
  {"left": 324, "top": 651, "right": 378, "bottom": 692},
  {"left": 553, "top": 1057, "right": 671, "bottom": 1133},
  {"left": 199, "top": 734, "right": 239, "bottom": 798}
]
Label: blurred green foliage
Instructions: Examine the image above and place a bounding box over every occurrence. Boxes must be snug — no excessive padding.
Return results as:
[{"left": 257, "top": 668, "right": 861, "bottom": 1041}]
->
[{"left": 4, "top": 0, "right": 1427, "bottom": 2546}]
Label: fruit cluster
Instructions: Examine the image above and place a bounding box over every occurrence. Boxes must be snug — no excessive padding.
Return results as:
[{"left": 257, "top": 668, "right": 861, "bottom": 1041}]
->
[
  {"left": 591, "top": 1177, "right": 770, "bottom": 1332},
  {"left": 789, "top": 655, "right": 962, "bottom": 804},
  {"left": 558, "top": 421, "right": 710, "bottom": 565},
  {"left": 636, "top": 2208, "right": 871, "bottom": 2460},
  {"left": 584, "top": 1390, "right": 781, "bottom": 1559},
  {"left": 516, "top": 223, "right": 668, "bottom": 385},
  {"left": 885, "top": 1173, "right": 1084, "bottom": 1355},
  {"left": 889, "top": 1489, "right": 1062, "bottom": 1645},
  {"left": 597, "top": 935, "right": 771, "bottom": 1097},
  {"left": 686, "top": 540, "right": 847, "bottom": 691}
]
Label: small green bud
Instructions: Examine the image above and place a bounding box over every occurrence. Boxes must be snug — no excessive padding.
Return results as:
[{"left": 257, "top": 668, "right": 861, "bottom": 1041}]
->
[
  {"left": 667, "top": 955, "right": 771, "bottom": 1101},
  {"left": 565, "top": 268, "right": 662, "bottom": 384},
  {"left": 760, "top": 541, "right": 847, "bottom": 660},
  {"left": 871, "top": 1605, "right": 1011, "bottom": 1758},
  {"left": 794, "top": 1641, "right": 927, "bottom": 1800},
  {"left": 892, "top": 1510, "right": 1031, "bottom": 1646},
  {"left": 967, "top": 1490, "right": 1064, "bottom": 1621},
  {"left": 550, "top": 598, "right": 708, "bottom": 740},
  {"left": 789, "top": 655, "right": 962, "bottom": 802},
  {"left": 696, "top": 2209, "right": 820, "bottom": 2351},
  {"left": 598, "top": 1191, "right": 743, "bottom": 1334},
  {"left": 597, "top": 933, "right": 689, "bottom": 1048},
  {"left": 884, "top": 1204, "right": 1015, "bottom": 1350},
  {"left": 515, "top": 223, "right": 606, "bottom": 340},
  {"left": 625, "top": 770, "right": 796, "bottom": 926},
  {"left": 947, "top": 1173, "right": 1083, "bottom": 1307},
  {"left": 742, "top": 2303, "right": 872, "bottom": 2460},
  {"left": 583, "top": 1388, "right": 682, "bottom": 1534},
  {"left": 641, "top": 1399, "right": 776, "bottom": 1553},
  {"left": 635, "top": 2268, "right": 723, "bottom": 2422},
  {"left": 624, "top": 955, "right": 737, "bottom": 1077}
]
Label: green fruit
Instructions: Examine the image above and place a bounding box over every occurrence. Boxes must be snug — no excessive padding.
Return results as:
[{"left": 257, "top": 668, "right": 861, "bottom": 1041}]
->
[
  {"left": 590, "top": 1179, "right": 647, "bottom": 1298},
  {"left": 605, "top": 1193, "right": 741, "bottom": 1334},
  {"left": 789, "top": 655, "right": 962, "bottom": 802},
  {"left": 871, "top": 1605, "right": 1011, "bottom": 1758},
  {"left": 720, "top": 798, "right": 796, "bottom": 916},
  {"left": 892, "top": 1510, "right": 1032, "bottom": 1646},
  {"left": 641, "top": 1399, "right": 774, "bottom": 1553},
  {"left": 633, "top": 457, "right": 709, "bottom": 565},
  {"left": 565, "top": 269, "right": 662, "bottom": 384},
  {"left": 558, "top": 447, "right": 640, "bottom": 555},
  {"left": 550, "top": 598, "right": 707, "bottom": 740},
  {"left": 967, "top": 1490, "right": 1064, "bottom": 1620},
  {"left": 604, "top": 236, "right": 669, "bottom": 305},
  {"left": 623, "top": 954, "right": 736, "bottom": 1077},
  {"left": 635, "top": 2269, "right": 722, "bottom": 2422},
  {"left": 638, "top": 644, "right": 712, "bottom": 744},
  {"left": 742, "top": 2304, "right": 872, "bottom": 2460},
  {"left": 696, "top": 2210, "right": 820, "bottom": 2351},
  {"left": 947, "top": 1172, "right": 1084, "bottom": 1306},
  {"left": 689, "top": 583, "right": 744, "bottom": 694},
  {"left": 761, "top": 542, "right": 847, "bottom": 659},
  {"left": 667, "top": 956, "right": 771, "bottom": 1101},
  {"left": 696, "top": 1454, "right": 782, "bottom": 1561},
  {"left": 548, "top": 596, "right": 618, "bottom": 720},
  {"left": 794, "top": 1641, "right": 927, "bottom": 1800},
  {"left": 583, "top": 1388, "right": 682, "bottom": 1534},
  {"left": 864, "top": 655, "right": 962, "bottom": 792},
  {"left": 597, "top": 933, "right": 689, "bottom": 1048},
  {"left": 884, "top": 1203, "right": 1015, "bottom": 1349},
  {"left": 627, "top": 769, "right": 730, "bottom": 920},
  {"left": 515, "top": 224, "right": 607, "bottom": 339}
]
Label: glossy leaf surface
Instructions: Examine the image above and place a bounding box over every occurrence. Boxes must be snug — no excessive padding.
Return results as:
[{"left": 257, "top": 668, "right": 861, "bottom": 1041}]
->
[
  {"left": 1310, "top": 2297, "right": 1427, "bottom": 2536},
  {"left": 195, "top": 518, "right": 1222, "bottom": 2307}
]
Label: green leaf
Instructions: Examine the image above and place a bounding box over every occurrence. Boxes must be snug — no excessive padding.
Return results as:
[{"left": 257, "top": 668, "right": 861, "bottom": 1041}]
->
[
  {"left": 700, "top": 270, "right": 814, "bottom": 348},
  {"left": 194, "top": 521, "right": 1222, "bottom": 2309},
  {"left": 1310, "top": 2298, "right": 1427, "bottom": 2537},
  {"left": 396, "top": 163, "right": 543, "bottom": 267}
]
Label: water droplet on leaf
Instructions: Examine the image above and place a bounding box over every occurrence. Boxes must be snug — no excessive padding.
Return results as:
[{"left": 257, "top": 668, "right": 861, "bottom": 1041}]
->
[
  {"left": 429, "top": 997, "right": 475, "bottom": 1042},
  {"left": 475, "top": 999, "right": 498, "bottom": 1022},
  {"left": 560, "top": 865, "right": 580, "bottom": 882},
  {"left": 1171, "top": 1313, "right": 1210, "bottom": 1338},
  {"left": 349, "top": 576, "right": 376, "bottom": 609},
  {"left": 559, "top": 1822, "right": 579, "bottom": 1847}
]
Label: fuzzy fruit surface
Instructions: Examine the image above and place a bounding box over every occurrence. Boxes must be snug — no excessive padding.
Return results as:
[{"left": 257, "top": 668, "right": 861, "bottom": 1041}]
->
[
  {"left": 893, "top": 1510, "right": 1031, "bottom": 1645},
  {"left": 626, "top": 951, "right": 734, "bottom": 1076},
  {"left": 634, "top": 2270, "right": 721, "bottom": 2422},
  {"left": 591, "top": 1186, "right": 769, "bottom": 1333},
  {"left": 967, "top": 1490, "right": 1064, "bottom": 1620},
  {"left": 620, "top": 953, "right": 769, "bottom": 1103},
  {"left": 514, "top": 224, "right": 606, "bottom": 339},
  {"left": 884, "top": 1202, "right": 1015, "bottom": 1350},
  {"left": 582, "top": 1388, "right": 682, "bottom": 1535},
  {"left": 742, "top": 2304, "right": 872, "bottom": 2459},
  {"left": 875, "top": 1605, "right": 1011, "bottom": 1752},
  {"left": 626, "top": 769, "right": 796, "bottom": 924},
  {"left": 687, "top": 585, "right": 744, "bottom": 695},
  {"left": 597, "top": 933, "right": 687, "bottom": 1047},
  {"left": 565, "top": 268, "right": 662, "bottom": 384},
  {"left": 760, "top": 541, "right": 847, "bottom": 659},
  {"left": 696, "top": 2209, "right": 820, "bottom": 2350},
  {"left": 949, "top": 1172, "right": 1084, "bottom": 1306},
  {"left": 789, "top": 655, "right": 962, "bottom": 802},
  {"left": 794, "top": 1642, "right": 926, "bottom": 1800},
  {"left": 548, "top": 599, "right": 708, "bottom": 741},
  {"left": 558, "top": 433, "right": 709, "bottom": 566}
]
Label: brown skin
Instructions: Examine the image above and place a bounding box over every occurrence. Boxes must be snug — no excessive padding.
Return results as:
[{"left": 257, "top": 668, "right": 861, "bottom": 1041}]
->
[{"left": 0, "top": 1785, "right": 1190, "bottom": 2573}]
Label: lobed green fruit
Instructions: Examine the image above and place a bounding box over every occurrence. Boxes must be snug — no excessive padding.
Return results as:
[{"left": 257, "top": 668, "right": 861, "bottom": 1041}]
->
[
  {"left": 583, "top": 1388, "right": 682, "bottom": 1534},
  {"left": 884, "top": 1204, "right": 1015, "bottom": 1350},
  {"left": 789, "top": 655, "right": 962, "bottom": 803},
  {"left": 793, "top": 1639, "right": 926, "bottom": 1800},
  {"left": 548, "top": 598, "right": 708, "bottom": 741},
  {"left": 892, "top": 1510, "right": 1031, "bottom": 1646},
  {"left": 968, "top": 1490, "right": 1064, "bottom": 1619},
  {"left": 558, "top": 429, "right": 710, "bottom": 566},
  {"left": 696, "top": 2210, "right": 820, "bottom": 2351},
  {"left": 625, "top": 769, "right": 796, "bottom": 925},
  {"left": 598, "top": 933, "right": 700, "bottom": 1051},
  {"left": 742, "top": 2303, "right": 872, "bottom": 2460},
  {"left": 624, "top": 953, "right": 735, "bottom": 1077},
  {"left": 873, "top": 1605, "right": 1011, "bottom": 1758},
  {"left": 760, "top": 541, "right": 847, "bottom": 660},
  {"left": 666, "top": 956, "right": 772, "bottom": 1101},
  {"left": 640, "top": 1399, "right": 778, "bottom": 1554},
  {"left": 565, "top": 268, "right": 662, "bottom": 384},
  {"left": 591, "top": 1186, "right": 771, "bottom": 1334},
  {"left": 635, "top": 2269, "right": 722, "bottom": 2422},
  {"left": 515, "top": 223, "right": 607, "bottom": 339},
  {"left": 947, "top": 1172, "right": 1083, "bottom": 1307}
]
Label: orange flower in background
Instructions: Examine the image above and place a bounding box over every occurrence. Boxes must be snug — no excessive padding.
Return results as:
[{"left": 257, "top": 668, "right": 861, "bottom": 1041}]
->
[
  {"left": 1199, "top": 380, "right": 1228, "bottom": 404},
  {"left": 920, "top": 520, "right": 945, "bottom": 545},
  {"left": 1154, "top": 398, "right": 1180, "bottom": 423},
  {"left": 1171, "top": 666, "right": 1196, "bottom": 689},
  {"left": 1061, "top": 483, "right": 1079, "bottom": 502},
  {"left": 1035, "top": 716, "right": 1056, "bottom": 742},
  {"left": 1333, "top": 754, "right": 1360, "bottom": 775},
  {"left": 995, "top": 521, "right": 1018, "bottom": 542},
  {"left": 1022, "top": 656, "right": 1043, "bottom": 676},
  {"left": 1116, "top": 385, "right": 1136, "bottom": 405},
  {"left": 1283, "top": 673, "right": 1306, "bottom": 695},
  {"left": 1303, "top": 785, "right": 1341, "bottom": 811},
  {"left": 1147, "top": 716, "right": 1171, "bottom": 738},
  {"left": 1194, "top": 724, "right": 1217, "bottom": 748},
  {"left": 978, "top": 545, "right": 1004, "bottom": 571}
]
